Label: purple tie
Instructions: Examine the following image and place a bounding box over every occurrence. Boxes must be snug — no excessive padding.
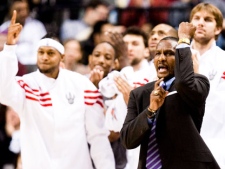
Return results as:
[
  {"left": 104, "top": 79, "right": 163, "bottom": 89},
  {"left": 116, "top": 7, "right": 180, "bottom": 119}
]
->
[{"left": 146, "top": 119, "right": 162, "bottom": 169}]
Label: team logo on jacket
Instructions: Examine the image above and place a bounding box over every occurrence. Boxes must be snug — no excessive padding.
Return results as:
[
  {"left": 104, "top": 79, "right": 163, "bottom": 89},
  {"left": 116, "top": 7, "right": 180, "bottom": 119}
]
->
[
  {"left": 66, "top": 92, "right": 75, "bottom": 104},
  {"left": 208, "top": 69, "right": 217, "bottom": 80}
]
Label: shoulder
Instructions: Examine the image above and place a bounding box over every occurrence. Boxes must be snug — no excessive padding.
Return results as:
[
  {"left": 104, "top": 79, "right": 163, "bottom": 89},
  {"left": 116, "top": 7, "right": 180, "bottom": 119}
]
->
[
  {"left": 61, "top": 19, "right": 81, "bottom": 27},
  {"left": 120, "top": 66, "right": 132, "bottom": 71},
  {"left": 215, "top": 46, "right": 225, "bottom": 58},
  {"left": 61, "top": 69, "right": 94, "bottom": 85},
  {"left": 25, "top": 17, "right": 44, "bottom": 26},
  {"left": 214, "top": 46, "right": 225, "bottom": 69},
  {"left": 15, "top": 71, "right": 37, "bottom": 87},
  {"left": 0, "top": 21, "right": 10, "bottom": 31},
  {"left": 61, "top": 68, "right": 86, "bottom": 78},
  {"left": 120, "top": 66, "right": 133, "bottom": 78}
]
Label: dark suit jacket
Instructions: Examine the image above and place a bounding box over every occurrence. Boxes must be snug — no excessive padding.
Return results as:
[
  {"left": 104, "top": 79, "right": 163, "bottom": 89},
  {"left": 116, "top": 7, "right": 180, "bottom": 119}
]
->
[{"left": 120, "top": 47, "right": 220, "bottom": 169}]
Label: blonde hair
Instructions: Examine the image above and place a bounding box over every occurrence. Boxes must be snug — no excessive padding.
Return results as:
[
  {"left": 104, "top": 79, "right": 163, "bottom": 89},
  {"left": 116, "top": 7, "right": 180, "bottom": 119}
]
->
[{"left": 190, "top": 3, "right": 223, "bottom": 39}]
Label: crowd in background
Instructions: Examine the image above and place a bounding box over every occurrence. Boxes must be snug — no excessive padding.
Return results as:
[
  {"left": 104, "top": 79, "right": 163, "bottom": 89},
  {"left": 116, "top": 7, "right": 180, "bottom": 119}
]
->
[
  {"left": 1, "top": 0, "right": 225, "bottom": 48},
  {"left": 0, "top": 0, "right": 225, "bottom": 169}
]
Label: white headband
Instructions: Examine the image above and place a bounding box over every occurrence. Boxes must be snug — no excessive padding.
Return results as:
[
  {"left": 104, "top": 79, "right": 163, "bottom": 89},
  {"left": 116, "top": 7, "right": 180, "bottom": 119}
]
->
[{"left": 37, "top": 38, "right": 64, "bottom": 55}]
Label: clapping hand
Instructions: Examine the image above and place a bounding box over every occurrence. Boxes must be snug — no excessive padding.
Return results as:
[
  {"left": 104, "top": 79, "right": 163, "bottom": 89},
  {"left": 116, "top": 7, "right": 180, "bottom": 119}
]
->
[{"left": 114, "top": 75, "right": 133, "bottom": 105}]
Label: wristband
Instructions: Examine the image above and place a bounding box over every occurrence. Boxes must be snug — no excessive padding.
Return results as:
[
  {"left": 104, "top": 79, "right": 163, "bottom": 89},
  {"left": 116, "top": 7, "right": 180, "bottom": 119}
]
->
[{"left": 178, "top": 38, "right": 190, "bottom": 45}]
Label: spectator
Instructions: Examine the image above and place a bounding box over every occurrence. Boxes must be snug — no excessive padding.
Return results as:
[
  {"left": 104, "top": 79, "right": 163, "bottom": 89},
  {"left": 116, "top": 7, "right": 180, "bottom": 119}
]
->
[
  {"left": 168, "top": 0, "right": 199, "bottom": 29},
  {"left": 118, "top": 0, "right": 176, "bottom": 28},
  {"left": 0, "top": 11, "right": 115, "bottom": 169},
  {"left": 102, "top": 31, "right": 129, "bottom": 71},
  {"left": 60, "top": 0, "right": 110, "bottom": 42},
  {"left": 203, "top": 0, "right": 225, "bottom": 50},
  {"left": 0, "top": 0, "right": 47, "bottom": 73},
  {"left": 188, "top": 2, "right": 225, "bottom": 168},
  {"left": 81, "top": 20, "right": 115, "bottom": 65},
  {"left": 88, "top": 41, "right": 127, "bottom": 169},
  {"left": 0, "top": 104, "right": 20, "bottom": 169},
  {"left": 63, "top": 39, "right": 90, "bottom": 75},
  {"left": 88, "top": 41, "right": 119, "bottom": 87}
]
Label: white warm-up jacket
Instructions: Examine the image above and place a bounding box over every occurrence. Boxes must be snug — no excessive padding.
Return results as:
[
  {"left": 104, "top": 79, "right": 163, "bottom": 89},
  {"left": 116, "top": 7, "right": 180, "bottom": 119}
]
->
[
  {"left": 0, "top": 44, "right": 115, "bottom": 169},
  {"left": 193, "top": 42, "right": 225, "bottom": 168}
]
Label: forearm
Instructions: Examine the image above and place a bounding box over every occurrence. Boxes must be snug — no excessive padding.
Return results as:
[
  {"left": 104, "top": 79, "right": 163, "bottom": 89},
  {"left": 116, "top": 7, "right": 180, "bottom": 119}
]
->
[
  {"left": 85, "top": 104, "right": 115, "bottom": 169},
  {"left": 175, "top": 47, "right": 209, "bottom": 107},
  {"left": 0, "top": 44, "right": 23, "bottom": 111},
  {"left": 120, "top": 92, "right": 150, "bottom": 149}
]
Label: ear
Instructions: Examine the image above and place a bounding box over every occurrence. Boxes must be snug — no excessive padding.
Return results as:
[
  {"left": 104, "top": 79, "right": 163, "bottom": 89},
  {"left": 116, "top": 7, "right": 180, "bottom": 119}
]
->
[
  {"left": 143, "top": 47, "right": 150, "bottom": 59},
  {"left": 88, "top": 55, "right": 92, "bottom": 66},
  {"left": 112, "top": 59, "right": 120, "bottom": 70},
  {"left": 215, "top": 26, "right": 222, "bottom": 36},
  {"left": 61, "top": 54, "right": 65, "bottom": 62}
]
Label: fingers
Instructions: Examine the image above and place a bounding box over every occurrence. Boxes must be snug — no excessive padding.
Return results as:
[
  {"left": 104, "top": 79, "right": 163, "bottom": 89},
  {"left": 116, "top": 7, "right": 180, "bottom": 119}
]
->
[
  {"left": 152, "top": 78, "right": 167, "bottom": 98},
  {"left": 178, "top": 22, "right": 196, "bottom": 39},
  {"left": 90, "top": 69, "right": 103, "bottom": 78},
  {"left": 104, "top": 31, "right": 119, "bottom": 46},
  {"left": 108, "top": 31, "right": 117, "bottom": 43},
  {"left": 114, "top": 75, "right": 132, "bottom": 93},
  {"left": 114, "top": 75, "right": 129, "bottom": 85},
  {"left": 114, "top": 76, "right": 131, "bottom": 105},
  {"left": 191, "top": 49, "right": 199, "bottom": 73},
  {"left": 105, "top": 31, "right": 124, "bottom": 44},
  {"left": 10, "top": 10, "right": 17, "bottom": 25},
  {"left": 114, "top": 32, "right": 123, "bottom": 44},
  {"left": 89, "top": 69, "right": 104, "bottom": 83},
  {"left": 154, "top": 78, "right": 164, "bottom": 89}
]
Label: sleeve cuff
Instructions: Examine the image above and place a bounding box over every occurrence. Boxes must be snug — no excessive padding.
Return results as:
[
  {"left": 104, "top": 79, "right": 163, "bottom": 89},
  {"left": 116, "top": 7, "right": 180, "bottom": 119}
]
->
[{"left": 176, "top": 43, "right": 190, "bottom": 49}]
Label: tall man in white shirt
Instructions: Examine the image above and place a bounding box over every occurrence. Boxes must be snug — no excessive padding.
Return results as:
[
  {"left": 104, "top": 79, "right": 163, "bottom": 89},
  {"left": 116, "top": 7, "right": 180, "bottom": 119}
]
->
[
  {"left": 183, "top": 2, "right": 225, "bottom": 168},
  {"left": 115, "top": 26, "right": 152, "bottom": 105},
  {"left": 0, "top": 10, "right": 115, "bottom": 169}
]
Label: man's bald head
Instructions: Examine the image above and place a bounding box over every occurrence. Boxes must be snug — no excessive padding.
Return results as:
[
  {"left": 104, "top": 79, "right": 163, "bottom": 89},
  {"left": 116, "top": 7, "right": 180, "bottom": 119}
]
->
[{"left": 148, "top": 24, "right": 178, "bottom": 61}]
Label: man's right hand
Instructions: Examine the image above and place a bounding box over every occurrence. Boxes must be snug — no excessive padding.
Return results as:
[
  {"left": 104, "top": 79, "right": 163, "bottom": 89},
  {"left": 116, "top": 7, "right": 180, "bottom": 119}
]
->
[
  {"left": 89, "top": 68, "right": 104, "bottom": 88},
  {"left": 7, "top": 10, "right": 22, "bottom": 45},
  {"left": 178, "top": 22, "right": 196, "bottom": 40}
]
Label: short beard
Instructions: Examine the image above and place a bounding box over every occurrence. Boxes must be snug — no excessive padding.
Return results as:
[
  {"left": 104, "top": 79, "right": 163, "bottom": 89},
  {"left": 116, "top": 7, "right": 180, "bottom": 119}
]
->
[
  {"left": 37, "top": 65, "right": 56, "bottom": 74},
  {"left": 194, "top": 35, "right": 212, "bottom": 45},
  {"left": 130, "top": 58, "right": 142, "bottom": 66},
  {"left": 149, "top": 51, "right": 155, "bottom": 61}
]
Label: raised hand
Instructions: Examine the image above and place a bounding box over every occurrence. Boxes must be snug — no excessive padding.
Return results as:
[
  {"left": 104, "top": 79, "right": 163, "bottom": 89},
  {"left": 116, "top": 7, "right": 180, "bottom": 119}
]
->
[
  {"left": 103, "top": 31, "right": 129, "bottom": 70},
  {"left": 7, "top": 10, "right": 22, "bottom": 45},
  {"left": 178, "top": 22, "right": 196, "bottom": 40}
]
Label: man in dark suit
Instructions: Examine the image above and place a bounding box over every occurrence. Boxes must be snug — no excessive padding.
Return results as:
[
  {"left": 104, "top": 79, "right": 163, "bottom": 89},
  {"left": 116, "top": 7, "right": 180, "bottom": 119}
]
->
[{"left": 120, "top": 22, "right": 220, "bottom": 169}]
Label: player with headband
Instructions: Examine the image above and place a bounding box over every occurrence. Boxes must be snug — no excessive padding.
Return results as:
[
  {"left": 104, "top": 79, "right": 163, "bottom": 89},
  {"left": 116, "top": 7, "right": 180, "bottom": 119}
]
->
[{"left": 0, "top": 10, "right": 115, "bottom": 169}]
